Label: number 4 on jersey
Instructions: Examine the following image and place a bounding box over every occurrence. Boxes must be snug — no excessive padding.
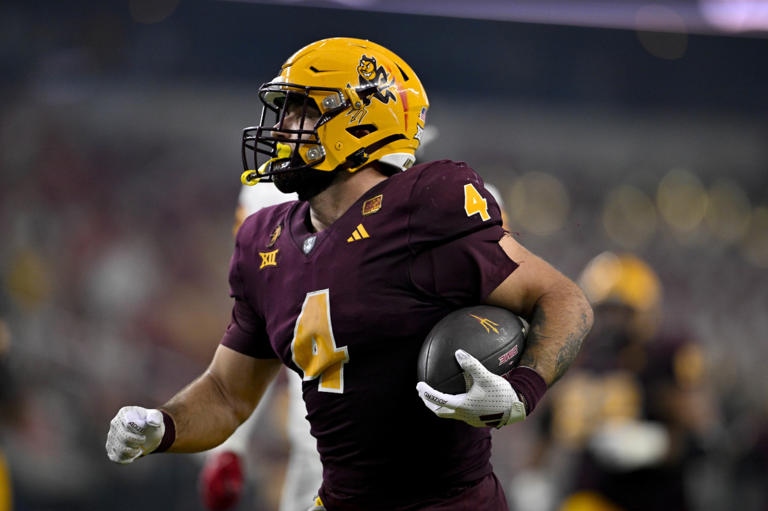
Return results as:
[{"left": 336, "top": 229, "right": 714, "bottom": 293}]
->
[
  {"left": 291, "top": 289, "right": 349, "bottom": 393},
  {"left": 464, "top": 183, "right": 490, "bottom": 221}
]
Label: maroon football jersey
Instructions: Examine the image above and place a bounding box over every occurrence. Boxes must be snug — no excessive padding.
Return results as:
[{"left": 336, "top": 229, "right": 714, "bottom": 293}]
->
[{"left": 222, "top": 160, "right": 518, "bottom": 508}]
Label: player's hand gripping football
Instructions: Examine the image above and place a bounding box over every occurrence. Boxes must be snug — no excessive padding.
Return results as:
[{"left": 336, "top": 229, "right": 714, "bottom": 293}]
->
[
  {"left": 416, "top": 349, "right": 526, "bottom": 428},
  {"left": 105, "top": 406, "right": 165, "bottom": 464}
]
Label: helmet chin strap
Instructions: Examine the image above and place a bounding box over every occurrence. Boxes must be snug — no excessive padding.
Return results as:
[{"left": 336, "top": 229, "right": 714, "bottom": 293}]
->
[
  {"left": 338, "top": 134, "right": 410, "bottom": 173},
  {"left": 242, "top": 135, "right": 412, "bottom": 199},
  {"left": 273, "top": 145, "right": 339, "bottom": 200},
  {"left": 274, "top": 166, "right": 340, "bottom": 201}
]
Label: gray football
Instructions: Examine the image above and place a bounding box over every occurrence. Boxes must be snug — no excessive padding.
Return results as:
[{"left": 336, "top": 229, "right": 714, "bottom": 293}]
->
[{"left": 417, "top": 305, "right": 528, "bottom": 394}]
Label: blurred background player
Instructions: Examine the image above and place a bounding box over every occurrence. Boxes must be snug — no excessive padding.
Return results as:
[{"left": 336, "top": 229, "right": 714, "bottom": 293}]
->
[
  {"left": 199, "top": 183, "right": 323, "bottom": 511},
  {"left": 513, "top": 252, "right": 718, "bottom": 511}
]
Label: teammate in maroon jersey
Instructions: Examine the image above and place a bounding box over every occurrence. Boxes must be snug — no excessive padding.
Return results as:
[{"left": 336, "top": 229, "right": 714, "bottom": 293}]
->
[
  {"left": 106, "top": 38, "right": 593, "bottom": 510},
  {"left": 534, "top": 252, "right": 717, "bottom": 511}
]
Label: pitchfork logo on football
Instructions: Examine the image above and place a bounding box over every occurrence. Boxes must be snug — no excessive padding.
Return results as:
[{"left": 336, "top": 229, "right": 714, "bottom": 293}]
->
[{"left": 469, "top": 314, "right": 500, "bottom": 334}]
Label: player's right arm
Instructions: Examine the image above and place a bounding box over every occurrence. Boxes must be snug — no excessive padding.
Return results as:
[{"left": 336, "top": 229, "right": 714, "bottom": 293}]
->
[
  {"left": 106, "top": 345, "right": 281, "bottom": 463},
  {"left": 161, "top": 345, "right": 281, "bottom": 452}
]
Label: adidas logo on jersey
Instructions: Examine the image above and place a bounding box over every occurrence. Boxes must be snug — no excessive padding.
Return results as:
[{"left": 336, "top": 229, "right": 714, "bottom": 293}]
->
[{"left": 347, "top": 224, "right": 370, "bottom": 243}]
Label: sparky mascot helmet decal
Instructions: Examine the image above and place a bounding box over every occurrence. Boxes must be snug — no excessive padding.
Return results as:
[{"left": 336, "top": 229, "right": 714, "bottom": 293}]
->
[
  {"left": 347, "top": 54, "right": 398, "bottom": 125},
  {"left": 355, "top": 55, "right": 397, "bottom": 106},
  {"left": 241, "top": 37, "right": 429, "bottom": 188}
]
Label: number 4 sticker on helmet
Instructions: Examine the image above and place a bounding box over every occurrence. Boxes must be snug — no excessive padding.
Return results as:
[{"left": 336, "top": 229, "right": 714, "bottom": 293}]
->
[{"left": 464, "top": 183, "right": 490, "bottom": 221}]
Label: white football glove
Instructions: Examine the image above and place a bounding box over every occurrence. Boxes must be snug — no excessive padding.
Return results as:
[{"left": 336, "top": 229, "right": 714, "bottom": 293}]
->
[
  {"left": 416, "top": 349, "right": 526, "bottom": 428},
  {"left": 106, "top": 406, "right": 165, "bottom": 464}
]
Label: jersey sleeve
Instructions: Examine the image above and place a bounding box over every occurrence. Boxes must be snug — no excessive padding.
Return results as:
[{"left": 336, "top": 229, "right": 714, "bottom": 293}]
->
[
  {"left": 220, "top": 232, "right": 277, "bottom": 359},
  {"left": 408, "top": 161, "right": 518, "bottom": 303}
]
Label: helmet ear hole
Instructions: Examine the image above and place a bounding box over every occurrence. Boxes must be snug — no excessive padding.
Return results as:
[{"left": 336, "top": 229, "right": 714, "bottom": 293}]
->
[{"left": 346, "top": 124, "right": 377, "bottom": 139}]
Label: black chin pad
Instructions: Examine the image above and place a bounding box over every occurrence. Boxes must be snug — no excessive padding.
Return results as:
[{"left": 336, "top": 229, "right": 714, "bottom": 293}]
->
[{"left": 274, "top": 168, "right": 340, "bottom": 201}]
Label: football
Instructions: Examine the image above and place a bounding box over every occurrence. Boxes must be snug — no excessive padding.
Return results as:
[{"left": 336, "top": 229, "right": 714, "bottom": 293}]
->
[{"left": 417, "top": 305, "right": 528, "bottom": 394}]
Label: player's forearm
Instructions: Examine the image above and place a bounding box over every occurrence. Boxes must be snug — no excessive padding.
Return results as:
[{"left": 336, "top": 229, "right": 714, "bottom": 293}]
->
[
  {"left": 159, "top": 370, "right": 252, "bottom": 453},
  {"left": 519, "top": 280, "right": 593, "bottom": 386}
]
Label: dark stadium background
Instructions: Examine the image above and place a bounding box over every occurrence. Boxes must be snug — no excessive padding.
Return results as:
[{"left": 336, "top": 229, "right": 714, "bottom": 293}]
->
[{"left": 1, "top": 0, "right": 767, "bottom": 509}]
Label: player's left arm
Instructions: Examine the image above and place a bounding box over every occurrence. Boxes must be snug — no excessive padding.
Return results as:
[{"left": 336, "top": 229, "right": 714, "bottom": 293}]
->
[
  {"left": 412, "top": 163, "right": 591, "bottom": 426},
  {"left": 415, "top": 233, "right": 593, "bottom": 428},
  {"left": 487, "top": 234, "right": 593, "bottom": 387}
]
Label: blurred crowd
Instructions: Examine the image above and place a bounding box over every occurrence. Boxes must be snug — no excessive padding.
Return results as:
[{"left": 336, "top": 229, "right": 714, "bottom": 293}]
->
[{"left": 0, "top": 91, "right": 240, "bottom": 509}]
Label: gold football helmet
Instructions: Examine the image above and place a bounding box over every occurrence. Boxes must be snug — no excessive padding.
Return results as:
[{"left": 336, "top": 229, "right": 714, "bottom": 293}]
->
[
  {"left": 241, "top": 37, "right": 429, "bottom": 186},
  {"left": 579, "top": 251, "right": 662, "bottom": 342},
  {"left": 578, "top": 252, "right": 661, "bottom": 312}
]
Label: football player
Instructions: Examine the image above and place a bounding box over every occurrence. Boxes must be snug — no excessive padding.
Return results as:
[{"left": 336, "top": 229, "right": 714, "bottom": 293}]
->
[
  {"left": 106, "top": 38, "right": 593, "bottom": 510},
  {"left": 531, "top": 252, "right": 716, "bottom": 511},
  {"left": 202, "top": 176, "right": 510, "bottom": 511}
]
